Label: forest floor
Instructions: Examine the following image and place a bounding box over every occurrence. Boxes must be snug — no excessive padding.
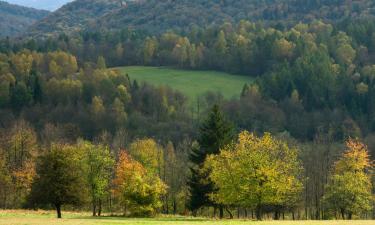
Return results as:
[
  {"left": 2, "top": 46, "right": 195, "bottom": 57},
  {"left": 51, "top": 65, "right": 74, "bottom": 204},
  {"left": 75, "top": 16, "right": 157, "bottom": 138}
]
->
[
  {"left": 0, "top": 210, "right": 374, "bottom": 225},
  {"left": 117, "top": 66, "right": 253, "bottom": 103}
]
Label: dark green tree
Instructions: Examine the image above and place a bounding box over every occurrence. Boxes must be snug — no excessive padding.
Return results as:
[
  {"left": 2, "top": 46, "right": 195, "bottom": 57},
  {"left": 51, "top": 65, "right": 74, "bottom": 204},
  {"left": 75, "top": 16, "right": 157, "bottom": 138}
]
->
[
  {"left": 28, "top": 144, "right": 87, "bottom": 218},
  {"left": 10, "top": 82, "right": 32, "bottom": 111},
  {"left": 188, "top": 105, "right": 233, "bottom": 218}
]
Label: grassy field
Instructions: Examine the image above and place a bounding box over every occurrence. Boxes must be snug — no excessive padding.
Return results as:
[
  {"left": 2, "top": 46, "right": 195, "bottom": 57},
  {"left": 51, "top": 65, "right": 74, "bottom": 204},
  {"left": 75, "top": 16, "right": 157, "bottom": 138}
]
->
[
  {"left": 117, "top": 66, "right": 253, "bottom": 102},
  {"left": 0, "top": 211, "right": 373, "bottom": 225}
]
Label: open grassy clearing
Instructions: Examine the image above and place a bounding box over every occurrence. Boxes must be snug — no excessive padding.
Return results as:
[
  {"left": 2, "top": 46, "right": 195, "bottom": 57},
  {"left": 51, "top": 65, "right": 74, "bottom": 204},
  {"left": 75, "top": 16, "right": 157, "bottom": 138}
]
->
[
  {"left": 0, "top": 211, "right": 373, "bottom": 225},
  {"left": 117, "top": 66, "right": 253, "bottom": 102}
]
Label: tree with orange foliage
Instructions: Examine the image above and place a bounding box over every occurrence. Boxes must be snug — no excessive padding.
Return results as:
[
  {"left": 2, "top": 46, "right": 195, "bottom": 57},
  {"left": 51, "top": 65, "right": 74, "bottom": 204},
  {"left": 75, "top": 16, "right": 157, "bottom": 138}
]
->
[
  {"left": 114, "top": 151, "right": 166, "bottom": 216},
  {"left": 322, "top": 139, "right": 373, "bottom": 219}
]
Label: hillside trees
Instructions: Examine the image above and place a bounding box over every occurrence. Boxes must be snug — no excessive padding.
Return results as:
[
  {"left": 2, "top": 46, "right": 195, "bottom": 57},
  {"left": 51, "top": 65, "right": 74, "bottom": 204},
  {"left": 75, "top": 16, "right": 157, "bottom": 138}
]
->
[
  {"left": 0, "top": 154, "right": 11, "bottom": 208},
  {"left": 2, "top": 14, "right": 375, "bottom": 219},
  {"left": 0, "top": 120, "right": 38, "bottom": 207}
]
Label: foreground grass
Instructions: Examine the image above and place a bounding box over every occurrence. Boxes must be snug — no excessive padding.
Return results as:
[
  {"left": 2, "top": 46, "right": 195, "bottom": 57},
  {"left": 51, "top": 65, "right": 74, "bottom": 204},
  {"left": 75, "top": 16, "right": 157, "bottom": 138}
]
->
[
  {"left": 117, "top": 66, "right": 253, "bottom": 102},
  {"left": 0, "top": 211, "right": 374, "bottom": 225}
]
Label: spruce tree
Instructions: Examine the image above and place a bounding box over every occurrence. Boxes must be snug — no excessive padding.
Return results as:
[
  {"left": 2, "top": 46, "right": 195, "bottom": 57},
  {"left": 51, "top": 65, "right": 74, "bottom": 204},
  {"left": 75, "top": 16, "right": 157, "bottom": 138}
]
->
[{"left": 188, "top": 104, "right": 233, "bottom": 218}]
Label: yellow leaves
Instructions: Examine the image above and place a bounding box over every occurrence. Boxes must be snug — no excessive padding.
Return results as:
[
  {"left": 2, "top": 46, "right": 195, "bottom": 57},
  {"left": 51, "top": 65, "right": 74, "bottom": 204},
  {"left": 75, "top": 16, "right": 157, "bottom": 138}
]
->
[
  {"left": 356, "top": 82, "right": 369, "bottom": 95},
  {"left": 273, "top": 38, "right": 295, "bottom": 59},
  {"left": 12, "top": 160, "right": 35, "bottom": 192},
  {"left": 10, "top": 51, "right": 34, "bottom": 79},
  {"left": 114, "top": 151, "right": 146, "bottom": 194},
  {"left": 143, "top": 37, "right": 158, "bottom": 64},
  {"left": 91, "top": 96, "right": 105, "bottom": 117},
  {"left": 9, "top": 120, "right": 38, "bottom": 169},
  {"left": 206, "top": 131, "right": 303, "bottom": 207},
  {"left": 129, "top": 139, "right": 164, "bottom": 176},
  {"left": 45, "top": 78, "right": 82, "bottom": 103},
  {"left": 117, "top": 85, "right": 131, "bottom": 104},
  {"left": 323, "top": 138, "right": 373, "bottom": 216},
  {"left": 114, "top": 150, "right": 166, "bottom": 216},
  {"left": 334, "top": 138, "right": 372, "bottom": 174},
  {"left": 46, "top": 51, "right": 78, "bottom": 77},
  {"left": 49, "top": 60, "right": 61, "bottom": 77},
  {"left": 112, "top": 98, "right": 127, "bottom": 125}
]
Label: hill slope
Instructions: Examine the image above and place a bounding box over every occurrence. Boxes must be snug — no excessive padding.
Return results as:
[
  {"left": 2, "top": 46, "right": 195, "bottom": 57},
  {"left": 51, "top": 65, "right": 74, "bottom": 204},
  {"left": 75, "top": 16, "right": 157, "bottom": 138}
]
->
[
  {"left": 95, "top": 0, "right": 375, "bottom": 33},
  {"left": 27, "top": 0, "right": 375, "bottom": 37},
  {"left": 0, "top": 1, "right": 49, "bottom": 37},
  {"left": 27, "top": 0, "right": 121, "bottom": 38}
]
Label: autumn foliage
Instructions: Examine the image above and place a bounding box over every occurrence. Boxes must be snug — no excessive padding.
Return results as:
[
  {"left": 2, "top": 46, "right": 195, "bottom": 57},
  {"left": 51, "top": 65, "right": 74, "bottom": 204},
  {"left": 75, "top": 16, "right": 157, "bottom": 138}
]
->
[{"left": 114, "top": 150, "right": 166, "bottom": 216}]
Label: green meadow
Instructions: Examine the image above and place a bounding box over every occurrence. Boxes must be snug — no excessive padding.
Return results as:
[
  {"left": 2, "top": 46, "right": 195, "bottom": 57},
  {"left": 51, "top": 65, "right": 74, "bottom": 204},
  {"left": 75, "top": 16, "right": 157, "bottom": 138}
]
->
[
  {"left": 117, "top": 66, "right": 253, "bottom": 102},
  {"left": 0, "top": 211, "right": 373, "bottom": 225}
]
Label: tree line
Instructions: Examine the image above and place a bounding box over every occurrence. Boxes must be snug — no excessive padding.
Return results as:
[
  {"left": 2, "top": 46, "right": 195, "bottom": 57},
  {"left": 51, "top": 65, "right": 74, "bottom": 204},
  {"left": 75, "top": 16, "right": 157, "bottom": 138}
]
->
[
  {"left": 0, "top": 105, "right": 373, "bottom": 220},
  {"left": 5, "top": 19, "right": 375, "bottom": 139},
  {"left": 0, "top": 19, "right": 374, "bottom": 220}
]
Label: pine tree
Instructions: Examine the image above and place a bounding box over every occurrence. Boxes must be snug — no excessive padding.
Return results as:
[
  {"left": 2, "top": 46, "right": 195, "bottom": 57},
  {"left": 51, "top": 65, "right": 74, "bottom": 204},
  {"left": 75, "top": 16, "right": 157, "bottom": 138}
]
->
[{"left": 188, "top": 105, "right": 233, "bottom": 218}]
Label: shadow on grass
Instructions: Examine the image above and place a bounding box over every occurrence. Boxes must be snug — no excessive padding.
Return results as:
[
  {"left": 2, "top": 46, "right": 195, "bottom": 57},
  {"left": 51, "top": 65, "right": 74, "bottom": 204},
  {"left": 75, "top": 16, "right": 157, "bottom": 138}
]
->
[{"left": 74, "top": 215, "right": 211, "bottom": 222}]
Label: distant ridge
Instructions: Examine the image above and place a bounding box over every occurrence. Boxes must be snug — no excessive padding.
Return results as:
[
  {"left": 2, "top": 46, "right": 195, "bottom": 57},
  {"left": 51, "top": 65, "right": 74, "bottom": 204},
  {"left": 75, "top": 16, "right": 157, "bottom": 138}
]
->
[
  {"left": 0, "top": 0, "right": 49, "bottom": 37},
  {"left": 27, "top": 0, "right": 375, "bottom": 38},
  {"left": 27, "top": 0, "right": 122, "bottom": 38}
]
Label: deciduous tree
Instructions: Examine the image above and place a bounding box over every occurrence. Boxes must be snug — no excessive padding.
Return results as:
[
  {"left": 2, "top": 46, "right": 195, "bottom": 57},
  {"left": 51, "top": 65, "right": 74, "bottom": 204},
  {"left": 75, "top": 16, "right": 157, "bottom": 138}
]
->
[
  {"left": 322, "top": 139, "right": 373, "bottom": 219},
  {"left": 114, "top": 151, "right": 166, "bottom": 216},
  {"left": 28, "top": 144, "right": 87, "bottom": 218},
  {"left": 206, "top": 131, "right": 303, "bottom": 220}
]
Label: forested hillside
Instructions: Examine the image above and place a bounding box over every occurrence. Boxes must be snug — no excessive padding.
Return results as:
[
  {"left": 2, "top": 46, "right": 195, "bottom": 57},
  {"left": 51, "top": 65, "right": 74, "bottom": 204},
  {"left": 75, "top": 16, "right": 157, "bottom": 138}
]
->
[
  {"left": 27, "top": 0, "right": 121, "bottom": 38},
  {"left": 0, "top": 1, "right": 49, "bottom": 37},
  {"left": 0, "top": 0, "right": 375, "bottom": 222},
  {"left": 95, "top": 0, "right": 375, "bottom": 33},
  {"left": 27, "top": 0, "right": 375, "bottom": 37}
]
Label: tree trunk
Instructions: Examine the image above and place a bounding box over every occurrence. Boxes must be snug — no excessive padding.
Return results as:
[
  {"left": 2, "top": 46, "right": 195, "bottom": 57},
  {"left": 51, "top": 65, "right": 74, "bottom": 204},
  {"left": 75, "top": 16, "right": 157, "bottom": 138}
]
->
[
  {"left": 341, "top": 209, "right": 345, "bottom": 220},
  {"left": 165, "top": 196, "right": 169, "bottom": 214},
  {"left": 98, "top": 199, "right": 102, "bottom": 217},
  {"left": 92, "top": 202, "right": 97, "bottom": 217},
  {"left": 174, "top": 200, "right": 177, "bottom": 215},
  {"left": 274, "top": 211, "right": 279, "bottom": 220},
  {"left": 256, "top": 205, "right": 262, "bottom": 220},
  {"left": 55, "top": 203, "right": 62, "bottom": 219},
  {"left": 219, "top": 206, "right": 224, "bottom": 219},
  {"left": 226, "top": 208, "right": 233, "bottom": 219}
]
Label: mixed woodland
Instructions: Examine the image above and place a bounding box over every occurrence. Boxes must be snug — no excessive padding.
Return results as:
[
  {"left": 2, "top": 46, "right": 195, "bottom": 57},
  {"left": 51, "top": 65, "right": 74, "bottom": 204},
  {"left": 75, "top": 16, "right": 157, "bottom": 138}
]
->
[{"left": 0, "top": 0, "right": 374, "bottom": 221}]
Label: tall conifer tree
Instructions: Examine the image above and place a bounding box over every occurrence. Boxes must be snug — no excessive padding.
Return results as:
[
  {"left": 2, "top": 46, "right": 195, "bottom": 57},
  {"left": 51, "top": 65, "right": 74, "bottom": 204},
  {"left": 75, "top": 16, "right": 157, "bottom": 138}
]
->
[{"left": 188, "top": 105, "right": 233, "bottom": 218}]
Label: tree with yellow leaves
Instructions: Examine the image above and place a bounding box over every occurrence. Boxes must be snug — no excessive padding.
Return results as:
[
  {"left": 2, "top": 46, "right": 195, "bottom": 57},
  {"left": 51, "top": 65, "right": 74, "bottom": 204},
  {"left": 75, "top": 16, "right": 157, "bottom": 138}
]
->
[
  {"left": 128, "top": 139, "right": 164, "bottom": 177},
  {"left": 205, "top": 131, "right": 303, "bottom": 220},
  {"left": 322, "top": 139, "right": 373, "bottom": 219},
  {"left": 114, "top": 151, "right": 166, "bottom": 216}
]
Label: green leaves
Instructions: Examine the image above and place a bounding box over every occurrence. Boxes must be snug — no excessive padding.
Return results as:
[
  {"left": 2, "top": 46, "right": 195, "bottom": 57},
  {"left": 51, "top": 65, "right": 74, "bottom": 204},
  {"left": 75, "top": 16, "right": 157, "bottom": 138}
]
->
[
  {"left": 322, "top": 139, "right": 374, "bottom": 219},
  {"left": 206, "top": 131, "right": 303, "bottom": 219}
]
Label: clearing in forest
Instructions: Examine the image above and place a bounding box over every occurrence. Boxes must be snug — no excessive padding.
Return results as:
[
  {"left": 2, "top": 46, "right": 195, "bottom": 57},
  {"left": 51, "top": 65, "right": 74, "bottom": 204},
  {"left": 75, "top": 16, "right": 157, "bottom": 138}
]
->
[{"left": 117, "top": 66, "right": 254, "bottom": 102}]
